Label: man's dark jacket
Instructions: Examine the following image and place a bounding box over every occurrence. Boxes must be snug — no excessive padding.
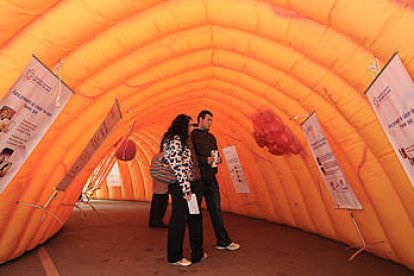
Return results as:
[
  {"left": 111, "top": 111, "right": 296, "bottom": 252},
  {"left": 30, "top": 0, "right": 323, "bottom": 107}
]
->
[{"left": 191, "top": 129, "right": 220, "bottom": 179}]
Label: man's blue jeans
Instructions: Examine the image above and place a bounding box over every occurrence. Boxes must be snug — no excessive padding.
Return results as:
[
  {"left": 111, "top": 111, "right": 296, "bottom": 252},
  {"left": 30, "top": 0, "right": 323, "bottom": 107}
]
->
[{"left": 201, "top": 176, "right": 232, "bottom": 247}]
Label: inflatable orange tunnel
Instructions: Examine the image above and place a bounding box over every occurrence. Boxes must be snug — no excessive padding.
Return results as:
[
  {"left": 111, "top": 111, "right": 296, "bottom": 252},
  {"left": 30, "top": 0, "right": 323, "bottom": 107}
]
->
[{"left": 0, "top": 0, "right": 414, "bottom": 270}]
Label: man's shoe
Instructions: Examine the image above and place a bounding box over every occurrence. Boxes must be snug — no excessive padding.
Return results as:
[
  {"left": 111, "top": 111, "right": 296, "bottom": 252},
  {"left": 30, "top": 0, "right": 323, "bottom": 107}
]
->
[
  {"left": 168, "top": 258, "right": 192, "bottom": 267},
  {"left": 216, "top": 242, "right": 240, "bottom": 251}
]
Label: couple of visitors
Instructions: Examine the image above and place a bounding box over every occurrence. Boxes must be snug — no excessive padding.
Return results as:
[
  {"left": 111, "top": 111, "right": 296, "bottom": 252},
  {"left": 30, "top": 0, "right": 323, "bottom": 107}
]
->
[{"left": 149, "top": 110, "right": 240, "bottom": 267}]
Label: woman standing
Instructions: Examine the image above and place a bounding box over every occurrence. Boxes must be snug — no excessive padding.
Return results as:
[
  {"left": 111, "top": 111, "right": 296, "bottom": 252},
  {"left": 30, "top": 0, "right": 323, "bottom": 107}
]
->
[
  {"left": 148, "top": 150, "right": 169, "bottom": 228},
  {"left": 162, "top": 114, "right": 206, "bottom": 267}
]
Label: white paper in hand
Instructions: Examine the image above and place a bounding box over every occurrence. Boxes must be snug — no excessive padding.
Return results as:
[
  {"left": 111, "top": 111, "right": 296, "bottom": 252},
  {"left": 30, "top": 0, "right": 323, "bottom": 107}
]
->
[{"left": 187, "top": 193, "right": 200, "bottom": 215}]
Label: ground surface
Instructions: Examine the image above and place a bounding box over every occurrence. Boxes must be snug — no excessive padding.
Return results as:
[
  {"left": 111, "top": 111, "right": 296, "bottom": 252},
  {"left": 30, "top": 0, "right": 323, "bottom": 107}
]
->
[{"left": 0, "top": 200, "right": 413, "bottom": 276}]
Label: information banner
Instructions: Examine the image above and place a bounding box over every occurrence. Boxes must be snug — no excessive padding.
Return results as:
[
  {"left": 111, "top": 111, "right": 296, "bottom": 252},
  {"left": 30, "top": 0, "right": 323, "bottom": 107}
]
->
[
  {"left": 106, "top": 162, "right": 121, "bottom": 187},
  {"left": 302, "top": 113, "right": 362, "bottom": 209},
  {"left": 222, "top": 145, "right": 250, "bottom": 193},
  {"left": 366, "top": 53, "right": 414, "bottom": 187},
  {"left": 0, "top": 56, "right": 73, "bottom": 194},
  {"left": 57, "top": 101, "right": 122, "bottom": 190}
]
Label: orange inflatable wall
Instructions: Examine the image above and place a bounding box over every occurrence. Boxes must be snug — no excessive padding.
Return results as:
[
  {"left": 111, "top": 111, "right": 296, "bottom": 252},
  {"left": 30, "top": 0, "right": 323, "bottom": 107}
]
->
[{"left": 0, "top": 0, "right": 414, "bottom": 270}]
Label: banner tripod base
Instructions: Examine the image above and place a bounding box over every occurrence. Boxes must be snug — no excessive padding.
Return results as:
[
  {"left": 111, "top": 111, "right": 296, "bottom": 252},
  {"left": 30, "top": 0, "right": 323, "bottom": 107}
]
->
[
  {"left": 347, "top": 209, "right": 384, "bottom": 262},
  {"left": 346, "top": 241, "right": 384, "bottom": 262}
]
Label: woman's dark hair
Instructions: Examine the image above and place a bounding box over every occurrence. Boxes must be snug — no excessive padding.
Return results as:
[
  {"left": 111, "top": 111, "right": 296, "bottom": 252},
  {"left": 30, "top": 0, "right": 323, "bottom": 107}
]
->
[{"left": 161, "top": 114, "right": 192, "bottom": 149}]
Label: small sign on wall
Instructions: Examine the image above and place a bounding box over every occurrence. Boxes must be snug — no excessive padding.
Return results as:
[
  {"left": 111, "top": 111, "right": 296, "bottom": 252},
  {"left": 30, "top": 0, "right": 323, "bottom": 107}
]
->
[{"left": 222, "top": 145, "right": 250, "bottom": 194}]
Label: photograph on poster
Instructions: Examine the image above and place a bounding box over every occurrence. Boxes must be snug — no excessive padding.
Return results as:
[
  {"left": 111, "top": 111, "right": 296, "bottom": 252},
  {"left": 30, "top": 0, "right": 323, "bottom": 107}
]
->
[
  {"left": 0, "top": 106, "right": 16, "bottom": 133},
  {"left": 0, "top": 148, "right": 14, "bottom": 177},
  {"left": 398, "top": 146, "right": 414, "bottom": 166}
]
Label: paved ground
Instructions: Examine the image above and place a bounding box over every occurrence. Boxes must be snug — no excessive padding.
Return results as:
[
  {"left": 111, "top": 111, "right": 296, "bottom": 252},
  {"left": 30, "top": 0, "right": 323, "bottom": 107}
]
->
[{"left": 0, "top": 200, "right": 413, "bottom": 276}]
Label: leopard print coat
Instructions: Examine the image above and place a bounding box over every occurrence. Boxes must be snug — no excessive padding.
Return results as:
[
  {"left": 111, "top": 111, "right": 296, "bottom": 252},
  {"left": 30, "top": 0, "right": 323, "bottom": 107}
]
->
[{"left": 163, "top": 135, "right": 194, "bottom": 196}]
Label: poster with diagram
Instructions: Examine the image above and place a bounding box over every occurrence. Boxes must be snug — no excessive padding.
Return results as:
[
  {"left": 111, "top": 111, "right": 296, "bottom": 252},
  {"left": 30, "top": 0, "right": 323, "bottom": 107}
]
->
[
  {"left": 222, "top": 145, "right": 250, "bottom": 193},
  {"left": 302, "top": 113, "right": 362, "bottom": 209}
]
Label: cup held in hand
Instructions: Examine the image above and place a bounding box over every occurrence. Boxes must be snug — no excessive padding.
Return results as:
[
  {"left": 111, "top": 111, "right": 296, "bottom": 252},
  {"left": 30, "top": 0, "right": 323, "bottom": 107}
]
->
[{"left": 211, "top": 150, "right": 219, "bottom": 168}]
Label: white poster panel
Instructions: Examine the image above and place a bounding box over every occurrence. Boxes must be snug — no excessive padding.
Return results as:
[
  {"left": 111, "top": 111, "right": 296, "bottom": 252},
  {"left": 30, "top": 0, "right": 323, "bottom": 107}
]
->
[
  {"left": 87, "top": 146, "right": 118, "bottom": 193},
  {"left": 57, "top": 101, "right": 122, "bottom": 190},
  {"left": 222, "top": 145, "right": 250, "bottom": 193},
  {"left": 302, "top": 113, "right": 362, "bottom": 209},
  {"left": 366, "top": 53, "right": 414, "bottom": 187},
  {"left": 106, "top": 162, "right": 121, "bottom": 187},
  {"left": 85, "top": 122, "right": 135, "bottom": 194},
  {"left": 0, "top": 56, "right": 73, "bottom": 194}
]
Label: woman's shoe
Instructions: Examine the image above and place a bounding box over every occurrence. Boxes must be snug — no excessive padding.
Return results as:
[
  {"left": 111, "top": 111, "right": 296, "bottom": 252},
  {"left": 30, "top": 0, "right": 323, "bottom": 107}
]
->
[
  {"left": 169, "top": 258, "right": 192, "bottom": 267},
  {"left": 191, "top": 251, "right": 208, "bottom": 263}
]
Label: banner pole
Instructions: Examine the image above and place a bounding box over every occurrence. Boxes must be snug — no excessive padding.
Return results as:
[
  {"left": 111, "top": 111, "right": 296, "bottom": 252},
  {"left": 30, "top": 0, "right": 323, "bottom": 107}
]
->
[
  {"left": 367, "top": 56, "right": 381, "bottom": 80},
  {"left": 43, "top": 189, "right": 59, "bottom": 209},
  {"left": 90, "top": 120, "right": 136, "bottom": 193},
  {"left": 53, "top": 60, "right": 64, "bottom": 107},
  {"left": 347, "top": 210, "right": 366, "bottom": 262},
  {"left": 347, "top": 209, "right": 384, "bottom": 262}
]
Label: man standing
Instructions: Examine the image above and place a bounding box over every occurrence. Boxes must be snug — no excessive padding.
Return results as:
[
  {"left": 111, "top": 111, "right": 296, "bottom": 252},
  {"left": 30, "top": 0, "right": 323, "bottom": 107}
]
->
[{"left": 192, "top": 110, "right": 240, "bottom": 251}]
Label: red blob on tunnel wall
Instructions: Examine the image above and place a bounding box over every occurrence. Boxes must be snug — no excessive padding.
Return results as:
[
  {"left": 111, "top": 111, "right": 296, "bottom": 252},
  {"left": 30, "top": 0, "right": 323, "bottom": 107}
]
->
[
  {"left": 252, "top": 110, "right": 303, "bottom": 155},
  {"left": 116, "top": 139, "right": 136, "bottom": 161}
]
